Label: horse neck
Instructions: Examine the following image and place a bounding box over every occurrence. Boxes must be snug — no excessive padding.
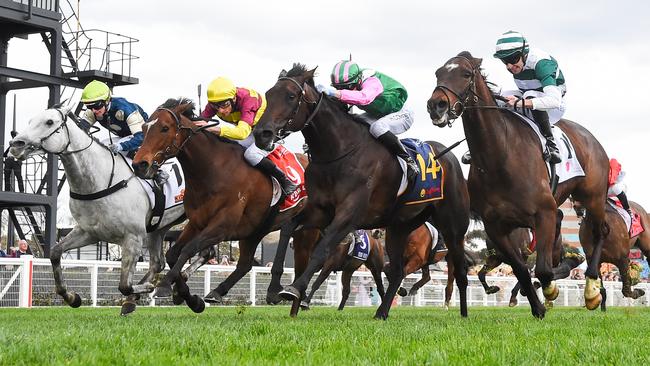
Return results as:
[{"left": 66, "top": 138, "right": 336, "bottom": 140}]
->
[
  {"left": 59, "top": 124, "right": 130, "bottom": 192},
  {"left": 175, "top": 130, "right": 241, "bottom": 190},
  {"left": 302, "top": 101, "right": 368, "bottom": 159},
  {"left": 462, "top": 77, "right": 510, "bottom": 164}
]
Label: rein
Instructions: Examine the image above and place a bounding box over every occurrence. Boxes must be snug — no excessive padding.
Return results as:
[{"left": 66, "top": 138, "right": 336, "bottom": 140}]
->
[
  {"left": 150, "top": 107, "right": 211, "bottom": 165},
  {"left": 276, "top": 76, "right": 323, "bottom": 140}
]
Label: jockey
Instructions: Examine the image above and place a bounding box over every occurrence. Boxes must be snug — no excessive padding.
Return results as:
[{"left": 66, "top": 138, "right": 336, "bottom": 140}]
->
[
  {"left": 316, "top": 60, "right": 420, "bottom": 181},
  {"left": 607, "top": 158, "right": 633, "bottom": 218},
  {"left": 81, "top": 80, "right": 169, "bottom": 185},
  {"left": 194, "top": 77, "right": 298, "bottom": 195},
  {"left": 494, "top": 30, "right": 564, "bottom": 164}
]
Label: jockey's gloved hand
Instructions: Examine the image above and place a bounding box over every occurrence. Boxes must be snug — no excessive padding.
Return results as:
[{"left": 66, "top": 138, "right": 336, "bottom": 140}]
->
[
  {"left": 108, "top": 143, "right": 123, "bottom": 154},
  {"left": 316, "top": 84, "right": 338, "bottom": 97}
]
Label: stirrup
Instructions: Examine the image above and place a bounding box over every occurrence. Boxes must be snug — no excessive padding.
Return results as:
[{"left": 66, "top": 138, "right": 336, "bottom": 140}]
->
[
  {"left": 154, "top": 170, "right": 169, "bottom": 186},
  {"left": 461, "top": 151, "right": 471, "bottom": 164},
  {"left": 280, "top": 180, "right": 298, "bottom": 196},
  {"left": 406, "top": 158, "right": 420, "bottom": 181},
  {"left": 545, "top": 148, "right": 561, "bottom": 164}
]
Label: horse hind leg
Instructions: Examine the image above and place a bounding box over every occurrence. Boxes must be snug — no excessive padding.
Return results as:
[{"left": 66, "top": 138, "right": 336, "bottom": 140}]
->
[
  {"left": 50, "top": 228, "right": 96, "bottom": 308},
  {"left": 408, "top": 264, "right": 430, "bottom": 297},
  {"left": 478, "top": 256, "right": 501, "bottom": 294},
  {"left": 617, "top": 258, "right": 645, "bottom": 299},
  {"left": 267, "top": 221, "right": 299, "bottom": 304},
  {"left": 205, "top": 237, "right": 259, "bottom": 305},
  {"left": 582, "top": 200, "right": 609, "bottom": 310},
  {"left": 302, "top": 263, "right": 334, "bottom": 311},
  {"left": 338, "top": 269, "right": 354, "bottom": 311}
]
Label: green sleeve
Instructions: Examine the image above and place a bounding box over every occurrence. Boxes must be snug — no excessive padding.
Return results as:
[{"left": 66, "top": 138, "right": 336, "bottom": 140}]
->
[{"left": 535, "top": 59, "right": 559, "bottom": 88}]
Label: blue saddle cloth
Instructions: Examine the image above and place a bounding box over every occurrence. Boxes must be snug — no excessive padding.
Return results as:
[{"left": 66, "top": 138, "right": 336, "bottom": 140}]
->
[
  {"left": 400, "top": 138, "right": 444, "bottom": 205},
  {"left": 349, "top": 230, "right": 371, "bottom": 261}
]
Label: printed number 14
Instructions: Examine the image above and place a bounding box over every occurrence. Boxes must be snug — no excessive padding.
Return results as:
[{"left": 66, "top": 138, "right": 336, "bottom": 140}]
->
[{"left": 415, "top": 152, "right": 440, "bottom": 181}]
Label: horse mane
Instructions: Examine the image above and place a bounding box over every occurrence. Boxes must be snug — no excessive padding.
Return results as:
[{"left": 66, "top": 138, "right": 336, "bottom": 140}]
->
[{"left": 158, "top": 97, "right": 197, "bottom": 119}]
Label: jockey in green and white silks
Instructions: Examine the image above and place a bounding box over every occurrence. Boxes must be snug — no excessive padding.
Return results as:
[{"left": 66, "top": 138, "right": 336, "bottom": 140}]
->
[
  {"left": 494, "top": 30, "right": 564, "bottom": 164},
  {"left": 317, "top": 60, "right": 420, "bottom": 181}
]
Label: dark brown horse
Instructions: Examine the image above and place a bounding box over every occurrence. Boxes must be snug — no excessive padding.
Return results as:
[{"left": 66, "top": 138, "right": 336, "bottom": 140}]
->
[
  {"left": 301, "top": 230, "right": 385, "bottom": 310},
  {"left": 254, "top": 64, "right": 470, "bottom": 319},
  {"left": 427, "top": 52, "right": 610, "bottom": 318},
  {"left": 579, "top": 200, "right": 650, "bottom": 307},
  {"left": 132, "top": 98, "right": 318, "bottom": 312}
]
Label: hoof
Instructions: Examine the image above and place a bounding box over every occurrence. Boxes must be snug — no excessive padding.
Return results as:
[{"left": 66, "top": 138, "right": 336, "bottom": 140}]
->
[
  {"left": 397, "top": 287, "right": 408, "bottom": 297},
  {"left": 636, "top": 289, "right": 646, "bottom": 298},
  {"left": 543, "top": 281, "right": 559, "bottom": 301},
  {"left": 544, "top": 300, "right": 554, "bottom": 310},
  {"left": 444, "top": 301, "right": 450, "bottom": 311},
  {"left": 509, "top": 299, "right": 518, "bottom": 307},
  {"left": 408, "top": 287, "right": 419, "bottom": 297},
  {"left": 486, "top": 286, "right": 500, "bottom": 295},
  {"left": 266, "top": 292, "right": 284, "bottom": 305},
  {"left": 66, "top": 293, "right": 82, "bottom": 308},
  {"left": 373, "top": 312, "right": 388, "bottom": 320},
  {"left": 585, "top": 293, "right": 602, "bottom": 310},
  {"left": 300, "top": 301, "right": 310, "bottom": 310},
  {"left": 120, "top": 301, "right": 137, "bottom": 316},
  {"left": 188, "top": 295, "right": 206, "bottom": 313},
  {"left": 153, "top": 284, "right": 173, "bottom": 299},
  {"left": 204, "top": 290, "right": 224, "bottom": 304},
  {"left": 279, "top": 286, "right": 300, "bottom": 301},
  {"left": 172, "top": 293, "right": 185, "bottom": 306},
  {"left": 532, "top": 306, "right": 546, "bottom": 319},
  {"left": 289, "top": 299, "right": 301, "bottom": 318}
]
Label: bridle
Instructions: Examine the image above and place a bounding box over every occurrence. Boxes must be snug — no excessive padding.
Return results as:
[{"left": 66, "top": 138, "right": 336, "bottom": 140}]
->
[
  {"left": 430, "top": 56, "right": 484, "bottom": 127},
  {"left": 275, "top": 76, "right": 324, "bottom": 140},
  {"left": 35, "top": 108, "right": 95, "bottom": 155}
]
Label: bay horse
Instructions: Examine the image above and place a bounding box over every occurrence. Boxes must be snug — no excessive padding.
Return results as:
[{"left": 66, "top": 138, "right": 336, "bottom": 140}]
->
[
  {"left": 9, "top": 106, "right": 185, "bottom": 315},
  {"left": 427, "top": 52, "right": 610, "bottom": 318},
  {"left": 301, "top": 230, "right": 385, "bottom": 310},
  {"left": 254, "top": 64, "right": 470, "bottom": 319},
  {"left": 579, "top": 200, "right": 650, "bottom": 306},
  {"left": 132, "top": 98, "right": 318, "bottom": 312}
]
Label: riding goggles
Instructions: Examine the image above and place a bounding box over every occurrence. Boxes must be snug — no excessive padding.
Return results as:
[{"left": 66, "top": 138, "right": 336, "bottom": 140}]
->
[
  {"left": 85, "top": 101, "right": 106, "bottom": 111},
  {"left": 500, "top": 52, "right": 522, "bottom": 65},
  {"left": 210, "top": 99, "right": 233, "bottom": 109}
]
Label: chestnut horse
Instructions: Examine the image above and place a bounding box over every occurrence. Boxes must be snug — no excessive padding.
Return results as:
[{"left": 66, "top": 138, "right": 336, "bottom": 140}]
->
[
  {"left": 254, "top": 64, "right": 470, "bottom": 319},
  {"left": 132, "top": 98, "right": 318, "bottom": 312},
  {"left": 428, "top": 52, "right": 610, "bottom": 318},
  {"left": 579, "top": 200, "right": 650, "bottom": 308},
  {"left": 301, "top": 230, "right": 385, "bottom": 310}
]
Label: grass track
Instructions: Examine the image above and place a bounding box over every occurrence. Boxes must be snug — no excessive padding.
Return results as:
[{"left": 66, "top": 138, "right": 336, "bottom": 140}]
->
[{"left": 1, "top": 306, "right": 649, "bottom": 365}]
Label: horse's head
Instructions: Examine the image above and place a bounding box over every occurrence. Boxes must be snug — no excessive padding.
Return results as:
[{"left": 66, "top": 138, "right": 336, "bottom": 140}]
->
[
  {"left": 427, "top": 51, "right": 483, "bottom": 127},
  {"left": 254, "top": 63, "right": 320, "bottom": 150},
  {"left": 132, "top": 98, "right": 195, "bottom": 179},
  {"left": 9, "top": 104, "right": 77, "bottom": 159}
]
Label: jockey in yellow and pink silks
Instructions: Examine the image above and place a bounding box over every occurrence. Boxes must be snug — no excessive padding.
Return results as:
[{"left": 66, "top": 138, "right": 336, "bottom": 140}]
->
[{"left": 194, "top": 77, "right": 298, "bottom": 195}]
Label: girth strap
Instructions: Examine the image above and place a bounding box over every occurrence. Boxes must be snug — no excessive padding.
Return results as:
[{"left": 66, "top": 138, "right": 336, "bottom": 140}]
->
[{"left": 69, "top": 180, "right": 129, "bottom": 201}]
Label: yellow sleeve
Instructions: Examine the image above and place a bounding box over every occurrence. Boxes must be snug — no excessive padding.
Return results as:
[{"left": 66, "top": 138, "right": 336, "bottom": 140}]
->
[{"left": 219, "top": 120, "right": 252, "bottom": 140}]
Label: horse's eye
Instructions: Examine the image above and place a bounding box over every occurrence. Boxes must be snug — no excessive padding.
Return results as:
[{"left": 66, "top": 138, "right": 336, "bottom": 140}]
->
[
  {"left": 46, "top": 119, "right": 54, "bottom": 126},
  {"left": 161, "top": 126, "right": 169, "bottom": 133},
  {"left": 463, "top": 72, "right": 472, "bottom": 79},
  {"left": 288, "top": 94, "right": 296, "bottom": 100}
]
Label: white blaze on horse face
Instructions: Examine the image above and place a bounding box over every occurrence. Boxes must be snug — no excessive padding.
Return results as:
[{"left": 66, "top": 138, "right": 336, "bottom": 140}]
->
[{"left": 445, "top": 63, "right": 459, "bottom": 72}]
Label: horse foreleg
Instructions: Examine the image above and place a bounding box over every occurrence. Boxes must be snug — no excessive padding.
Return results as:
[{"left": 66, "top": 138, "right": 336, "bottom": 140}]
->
[
  {"left": 617, "top": 258, "right": 645, "bottom": 299},
  {"left": 366, "top": 254, "right": 386, "bottom": 299},
  {"left": 444, "top": 268, "right": 455, "bottom": 309},
  {"left": 408, "top": 264, "right": 430, "bottom": 297},
  {"left": 478, "top": 256, "right": 501, "bottom": 294},
  {"left": 533, "top": 209, "right": 560, "bottom": 303},
  {"left": 117, "top": 233, "right": 143, "bottom": 298},
  {"left": 303, "top": 263, "right": 333, "bottom": 309},
  {"left": 205, "top": 237, "right": 260, "bottom": 303},
  {"left": 583, "top": 201, "right": 608, "bottom": 310},
  {"left": 509, "top": 282, "right": 521, "bottom": 307},
  {"left": 50, "top": 228, "right": 97, "bottom": 308},
  {"left": 375, "top": 225, "right": 412, "bottom": 320},
  {"left": 122, "top": 232, "right": 166, "bottom": 316},
  {"left": 444, "top": 228, "right": 469, "bottom": 317},
  {"left": 338, "top": 269, "right": 354, "bottom": 311},
  {"left": 267, "top": 220, "right": 299, "bottom": 304}
]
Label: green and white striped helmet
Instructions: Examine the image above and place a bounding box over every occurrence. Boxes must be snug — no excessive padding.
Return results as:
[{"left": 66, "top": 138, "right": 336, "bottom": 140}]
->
[
  {"left": 331, "top": 60, "right": 361, "bottom": 89},
  {"left": 493, "top": 31, "right": 529, "bottom": 59}
]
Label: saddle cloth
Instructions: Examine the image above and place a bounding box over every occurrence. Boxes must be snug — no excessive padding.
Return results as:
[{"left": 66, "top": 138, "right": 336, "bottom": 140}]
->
[
  {"left": 347, "top": 230, "right": 371, "bottom": 261},
  {"left": 608, "top": 199, "right": 644, "bottom": 238},
  {"left": 511, "top": 112, "right": 585, "bottom": 184},
  {"left": 116, "top": 153, "right": 185, "bottom": 211},
  {"left": 396, "top": 138, "right": 444, "bottom": 205},
  {"left": 267, "top": 145, "right": 307, "bottom": 212}
]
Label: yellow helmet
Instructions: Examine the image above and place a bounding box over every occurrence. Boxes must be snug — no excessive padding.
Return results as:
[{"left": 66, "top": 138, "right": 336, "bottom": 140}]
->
[
  {"left": 207, "top": 77, "right": 237, "bottom": 103},
  {"left": 81, "top": 80, "right": 111, "bottom": 103}
]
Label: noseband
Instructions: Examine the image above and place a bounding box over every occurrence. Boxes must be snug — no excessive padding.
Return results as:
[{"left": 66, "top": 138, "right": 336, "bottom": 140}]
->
[
  {"left": 150, "top": 107, "right": 200, "bottom": 165},
  {"left": 275, "top": 76, "right": 323, "bottom": 139},
  {"left": 431, "top": 56, "right": 481, "bottom": 126}
]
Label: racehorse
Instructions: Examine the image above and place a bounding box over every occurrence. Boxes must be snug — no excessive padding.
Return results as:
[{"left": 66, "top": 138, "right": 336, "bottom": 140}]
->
[
  {"left": 301, "top": 230, "right": 385, "bottom": 310},
  {"left": 579, "top": 200, "right": 650, "bottom": 308},
  {"left": 427, "top": 52, "right": 610, "bottom": 317},
  {"left": 9, "top": 106, "right": 185, "bottom": 315},
  {"left": 132, "top": 98, "right": 318, "bottom": 312},
  {"left": 254, "top": 64, "right": 470, "bottom": 319}
]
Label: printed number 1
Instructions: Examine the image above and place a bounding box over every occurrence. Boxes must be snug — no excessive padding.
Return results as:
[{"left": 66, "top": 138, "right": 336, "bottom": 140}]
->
[{"left": 415, "top": 152, "right": 440, "bottom": 181}]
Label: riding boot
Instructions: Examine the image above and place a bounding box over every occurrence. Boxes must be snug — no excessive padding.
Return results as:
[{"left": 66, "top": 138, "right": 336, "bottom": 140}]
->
[
  {"left": 532, "top": 110, "right": 561, "bottom": 164},
  {"left": 377, "top": 132, "right": 420, "bottom": 181},
  {"left": 256, "top": 157, "right": 298, "bottom": 195},
  {"left": 461, "top": 150, "right": 471, "bottom": 164},
  {"left": 616, "top": 192, "right": 634, "bottom": 218}
]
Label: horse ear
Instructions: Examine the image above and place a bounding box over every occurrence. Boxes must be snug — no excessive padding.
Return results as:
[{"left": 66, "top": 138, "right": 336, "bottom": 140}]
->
[
  {"left": 307, "top": 67, "right": 317, "bottom": 79},
  {"left": 278, "top": 69, "right": 288, "bottom": 78},
  {"left": 175, "top": 101, "right": 194, "bottom": 115},
  {"left": 474, "top": 57, "right": 483, "bottom": 67}
]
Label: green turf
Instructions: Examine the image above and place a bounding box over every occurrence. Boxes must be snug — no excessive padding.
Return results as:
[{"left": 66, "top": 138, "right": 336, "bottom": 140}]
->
[{"left": 1, "top": 306, "right": 648, "bottom": 365}]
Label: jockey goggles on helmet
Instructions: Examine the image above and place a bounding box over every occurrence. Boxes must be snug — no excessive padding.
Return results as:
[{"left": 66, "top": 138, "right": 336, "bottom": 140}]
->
[
  {"left": 210, "top": 99, "right": 233, "bottom": 109},
  {"left": 500, "top": 52, "right": 523, "bottom": 65}
]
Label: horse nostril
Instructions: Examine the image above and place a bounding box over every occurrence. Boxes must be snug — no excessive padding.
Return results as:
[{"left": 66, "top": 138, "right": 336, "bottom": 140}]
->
[
  {"left": 10, "top": 140, "right": 25, "bottom": 148},
  {"left": 133, "top": 161, "right": 149, "bottom": 173},
  {"left": 437, "top": 100, "right": 448, "bottom": 110}
]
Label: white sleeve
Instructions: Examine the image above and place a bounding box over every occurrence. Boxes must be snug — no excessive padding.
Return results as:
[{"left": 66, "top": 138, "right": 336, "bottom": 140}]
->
[{"left": 531, "top": 85, "right": 562, "bottom": 110}]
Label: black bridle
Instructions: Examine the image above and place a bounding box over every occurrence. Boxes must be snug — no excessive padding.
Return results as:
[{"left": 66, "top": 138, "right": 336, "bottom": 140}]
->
[
  {"left": 430, "top": 56, "right": 481, "bottom": 126},
  {"left": 37, "top": 109, "right": 95, "bottom": 155},
  {"left": 275, "top": 76, "right": 324, "bottom": 140}
]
